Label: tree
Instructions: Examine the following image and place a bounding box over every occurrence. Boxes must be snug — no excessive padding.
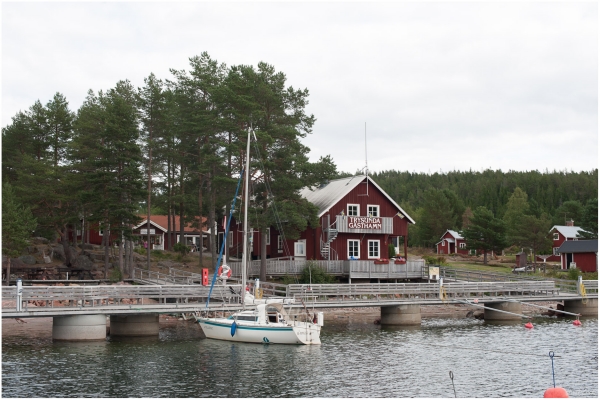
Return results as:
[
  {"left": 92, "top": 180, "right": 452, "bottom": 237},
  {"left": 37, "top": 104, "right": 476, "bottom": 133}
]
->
[
  {"left": 579, "top": 198, "right": 598, "bottom": 239},
  {"left": 503, "top": 187, "right": 530, "bottom": 245},
  {"left": 463, "top": 206, "right": 507, "bottom": 264},
  {"left": 2, "top": 183, "right": 37, "bottom": 258},
  {"left": 514, "top": 214, "right": 553, "bottom": 264},
  {"left": 552, "top": 200, "right": 584, "bottom": 226},
  {"left": 413, "top": 189, "right": 455, "bottom": 247}
]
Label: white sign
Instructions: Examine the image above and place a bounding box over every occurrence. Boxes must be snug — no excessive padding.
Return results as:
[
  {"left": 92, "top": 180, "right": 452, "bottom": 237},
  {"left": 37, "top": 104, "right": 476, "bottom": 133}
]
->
[{"left": 140, "top": 229, "right": 155, "bottom": 235}]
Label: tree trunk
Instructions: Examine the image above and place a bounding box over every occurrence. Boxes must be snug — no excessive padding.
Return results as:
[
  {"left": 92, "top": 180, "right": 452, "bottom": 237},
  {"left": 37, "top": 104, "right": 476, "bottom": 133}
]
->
[
  {"left": 103, "top": 227, "right": 110, "bottom": 279},
  {"left": 118, "top": 233, "right": 124, "bottom": 280},
  {"left": 209, "top": 172, "right": 217, "bottom": 266},
  {"left": 60, "top": 227, "right": 72, "bottom": 268}
]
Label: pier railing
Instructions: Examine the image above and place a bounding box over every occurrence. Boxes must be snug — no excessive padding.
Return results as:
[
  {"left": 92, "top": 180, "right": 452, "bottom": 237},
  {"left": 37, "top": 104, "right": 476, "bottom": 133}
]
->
[{"left": 228, "top": 259, "right": 426, "bottom": 279}]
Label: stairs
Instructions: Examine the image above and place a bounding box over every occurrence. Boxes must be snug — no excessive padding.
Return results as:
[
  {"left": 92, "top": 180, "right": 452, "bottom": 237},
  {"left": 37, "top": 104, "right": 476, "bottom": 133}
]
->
[{"left": 320, "top": 227, "right": 338, "bottom": 259}]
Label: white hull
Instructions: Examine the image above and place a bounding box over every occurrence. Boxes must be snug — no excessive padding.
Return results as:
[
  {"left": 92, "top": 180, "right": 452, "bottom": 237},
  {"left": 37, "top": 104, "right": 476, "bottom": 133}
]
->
[{"left": 197, "top": 317, "right": 321, "bottom": 345}]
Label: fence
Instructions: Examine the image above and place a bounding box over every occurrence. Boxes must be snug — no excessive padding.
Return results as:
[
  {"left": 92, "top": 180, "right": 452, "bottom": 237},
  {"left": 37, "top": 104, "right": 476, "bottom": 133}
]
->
[{"left": 228, "top": 259, "right": 426, "bottom": 279}]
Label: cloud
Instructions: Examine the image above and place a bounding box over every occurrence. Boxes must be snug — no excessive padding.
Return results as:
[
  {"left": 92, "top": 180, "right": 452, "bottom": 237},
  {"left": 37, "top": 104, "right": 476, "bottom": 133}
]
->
[{"left": 2, "top": 1, "right": 597, "bottom": 173}]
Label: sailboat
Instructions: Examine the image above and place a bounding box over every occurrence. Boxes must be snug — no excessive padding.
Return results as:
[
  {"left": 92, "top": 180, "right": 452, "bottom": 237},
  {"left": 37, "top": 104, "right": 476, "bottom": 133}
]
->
[{"left": 196, "top": 128, "right": 323, "bottom": 345}]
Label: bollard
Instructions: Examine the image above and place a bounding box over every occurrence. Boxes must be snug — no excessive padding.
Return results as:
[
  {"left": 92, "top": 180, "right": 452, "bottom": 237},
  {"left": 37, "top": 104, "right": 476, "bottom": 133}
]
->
[{"left": 16, "top": 278, "right": 23, "bottom": 312}]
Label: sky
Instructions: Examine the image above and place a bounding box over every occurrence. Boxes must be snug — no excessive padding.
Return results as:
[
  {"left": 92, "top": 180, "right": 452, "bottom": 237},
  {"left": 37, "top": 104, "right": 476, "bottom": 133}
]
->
[{"left": 1, "top": 1, "right": 598, "bottom": 175}]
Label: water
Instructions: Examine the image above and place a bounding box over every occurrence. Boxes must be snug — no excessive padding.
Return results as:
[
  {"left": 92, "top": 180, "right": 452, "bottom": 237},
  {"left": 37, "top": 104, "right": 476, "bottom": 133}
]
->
[{"left": 2, "top": 315, "right": 598, "bottom": 398}]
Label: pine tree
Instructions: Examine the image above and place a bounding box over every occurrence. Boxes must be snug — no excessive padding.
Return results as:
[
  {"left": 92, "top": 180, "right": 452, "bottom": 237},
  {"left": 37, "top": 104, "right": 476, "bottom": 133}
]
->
[{"left": 463, "top": 206, "right": 507, "bottom": 264}]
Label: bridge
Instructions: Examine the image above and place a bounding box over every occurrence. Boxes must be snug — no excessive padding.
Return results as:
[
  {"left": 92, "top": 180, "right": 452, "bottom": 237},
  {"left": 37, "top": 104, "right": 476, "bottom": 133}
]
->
[{"left": 2, "top": 273, "right": 597, "bottom": 339}]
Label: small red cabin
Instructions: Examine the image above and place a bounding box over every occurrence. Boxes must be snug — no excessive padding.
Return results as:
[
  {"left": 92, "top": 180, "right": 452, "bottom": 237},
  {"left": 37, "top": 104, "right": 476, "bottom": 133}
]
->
[
  {"left": 436, "top": 230, "right": 467, "bottom": 255},
  {"left": 557, "top": 239, "right": 597, "bottom": 272}
]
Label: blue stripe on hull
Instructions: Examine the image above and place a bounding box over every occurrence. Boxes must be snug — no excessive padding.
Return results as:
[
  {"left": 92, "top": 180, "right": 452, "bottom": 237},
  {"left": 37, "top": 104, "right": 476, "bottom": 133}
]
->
[{"left": 202, "top": 320, "right": 294, "bottom": 332}]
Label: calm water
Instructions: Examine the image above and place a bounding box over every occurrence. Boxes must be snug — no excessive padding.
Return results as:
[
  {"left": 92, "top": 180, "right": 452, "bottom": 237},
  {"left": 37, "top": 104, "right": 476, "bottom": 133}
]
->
[{"left": 2, "top": 314, "right": 598, "bottom": 398}]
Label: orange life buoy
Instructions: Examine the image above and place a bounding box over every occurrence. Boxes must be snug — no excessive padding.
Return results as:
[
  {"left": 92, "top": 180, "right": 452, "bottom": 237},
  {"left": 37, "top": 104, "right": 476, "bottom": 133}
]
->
[{"left": 218, "top": 265, "right": 232, "bottom": 278}]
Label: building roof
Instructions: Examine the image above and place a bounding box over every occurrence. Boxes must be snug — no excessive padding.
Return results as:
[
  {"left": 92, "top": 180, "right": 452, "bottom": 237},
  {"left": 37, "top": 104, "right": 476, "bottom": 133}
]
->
[
  {"left": 557, "top": 239, "right": 598, "bottom": 254},
  {"left": 134, "top": 215, "right": 207, "bottom": 233},
  {"left": 550, "top": 225, "right": 584, "bottom": 239},
  {"left": 299, "top": 175, "right": 415, "bottom": 224}
]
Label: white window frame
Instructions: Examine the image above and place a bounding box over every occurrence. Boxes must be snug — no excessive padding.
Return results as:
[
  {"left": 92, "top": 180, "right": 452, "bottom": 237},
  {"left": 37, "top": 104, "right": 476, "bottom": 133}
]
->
[
  {"left": 347, "top": 204, "right": 359, "bottom": 216},
  {"left": 553, "top": 233, "right": 559, "bottom": 241},
  {"left": 266, "top": 228, "right": 271, "bottom": 245},
  {"left": 367, "top": 240, "right": 380, "bottom": 259},
  {"left": 553, "top": 247, "right": 560, "bottom": 256},
  {"left": 347, "top": 239, "right": 360, "bottom": 259},
  {"left": 294, "top": 240, "right": 306, "bottom": 257},
  {"left": 459, "top": 242, "right": 466, "bottom": 249},
  {"left": 277, "top": 235, "right": 283, "bottom": 253},
  {"left": 367, "top": 205, "right": 380, "bottom": 217}
]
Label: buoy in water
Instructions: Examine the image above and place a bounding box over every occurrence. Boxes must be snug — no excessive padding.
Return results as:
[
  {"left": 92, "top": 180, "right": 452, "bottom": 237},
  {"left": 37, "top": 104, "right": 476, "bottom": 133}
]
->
[
  {"left": 572, "top": 319, "right": 582, "bottom": 326},
  {"left": 543, "top": 387, "right": 569, "bottom": 398},
  {"left": 524, "top": 321, "right": 534, "bottom": 329}
]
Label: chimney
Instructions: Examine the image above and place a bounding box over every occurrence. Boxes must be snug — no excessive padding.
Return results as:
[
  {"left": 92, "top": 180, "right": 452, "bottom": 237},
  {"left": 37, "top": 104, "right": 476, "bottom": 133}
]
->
[{"left": 566, "top": 219, "right": 574, "bottom": 227}]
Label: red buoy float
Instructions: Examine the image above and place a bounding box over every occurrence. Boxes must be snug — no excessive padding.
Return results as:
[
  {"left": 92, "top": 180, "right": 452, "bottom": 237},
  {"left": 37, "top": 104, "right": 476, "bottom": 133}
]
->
[
  {"left": 543, "top": 387, "right": 569, "bottom": 398},
  {"left": 524, "top": 321, "right": 534, "bottom": 329},
  {"left": 572, "top": 319, "right": 582, "bottom": 326}
]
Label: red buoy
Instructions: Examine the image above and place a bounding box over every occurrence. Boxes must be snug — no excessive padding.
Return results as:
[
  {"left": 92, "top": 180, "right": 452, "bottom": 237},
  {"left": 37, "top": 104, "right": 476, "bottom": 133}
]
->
[
  {"left": 572, "top": 319, "right": 582, "bottom": 326},
  {"left": 524, "top": 321, "right": 534, "bottom": 329},
  {"left": 543, "top": 387, "right": 569, "bottom": 398}
]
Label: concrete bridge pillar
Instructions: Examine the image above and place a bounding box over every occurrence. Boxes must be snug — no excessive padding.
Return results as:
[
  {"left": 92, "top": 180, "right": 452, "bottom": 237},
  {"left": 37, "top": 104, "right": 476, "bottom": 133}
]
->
[
  {"left": 564, "top": 299, "right": 598, "bottom": 317},
  {"left": 380, "top": 304, "right": 421, "bottom": 326},
  {"left": 52, "top": 314, "right": 107, "bottom": 341},
  {"left": 109, "top": 314, "right": 159, "bottom": 337},
  {"left": 483, "top": 302, "right": 522, "bottom": 321}
]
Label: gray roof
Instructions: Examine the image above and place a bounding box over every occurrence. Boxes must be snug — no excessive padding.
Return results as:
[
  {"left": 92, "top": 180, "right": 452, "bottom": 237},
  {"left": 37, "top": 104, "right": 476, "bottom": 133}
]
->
[
  {"left": 550, "top": 225, "right": 585, "bottom": 238},
  {"left": 557, "top": 239, "right": 598, "bottom": 254},
  {"left": 299, "top": 175, "right": 415, "bottom": 224}
]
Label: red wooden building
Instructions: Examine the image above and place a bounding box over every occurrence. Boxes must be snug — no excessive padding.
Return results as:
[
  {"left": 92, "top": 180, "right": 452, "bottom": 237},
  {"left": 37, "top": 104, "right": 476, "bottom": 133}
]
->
[
  {"left": 543, "top": 221, "right": 586, "bottom": 262},
  {"left": 556, "top": 239, "right": 597, "bottom": 272},
  {"left": 70, "top": 216, "right": 207, "bottom": 251},
  {"left": 221, "top": 175, "right": 415, "bottom": 262},
  {"left": 436, "top": 230, "right": 468, "bottom": 255}
]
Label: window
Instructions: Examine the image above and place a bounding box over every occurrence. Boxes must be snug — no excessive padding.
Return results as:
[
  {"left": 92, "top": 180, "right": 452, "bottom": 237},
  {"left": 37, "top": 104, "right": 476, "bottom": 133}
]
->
[
  {"left": 553, "top": 233, "right": 559, "bottom": 241},
  {"left": 367, "top": 205, "right": 379, "bottom": 217},
  {"left": 553, "top": 247, "right": 559, "bottom": 256},
  {"left": 347, "top": 204, "right": 359, "bottom": 216},
  {"left": 228, "top": 231, "right": 233, "bottom": 248},
  {"left": 266, "top": 228, "right": 271, "bottom": 245},
  {"left": 459, "top": 243, "right": 466, "bottom": 249},
  {"left": 348, "top": 239, "right": 360, "bottom": 259},
  {"left": 368, "top": 240, "right": 380, "bottom": 259},
  {"left": 294, "top": 240, "right": 306, "bottom": 257},
  {"left": 277, "top": 235, "right": 283, "bottom": 253}
]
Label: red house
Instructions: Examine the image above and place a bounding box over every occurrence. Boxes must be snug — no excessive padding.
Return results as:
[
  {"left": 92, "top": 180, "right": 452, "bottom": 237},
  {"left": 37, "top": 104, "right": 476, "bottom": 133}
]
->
[
  {"left": 556, "top": 239, "right": 597, "bottom": 272},
  {"left": 70, "top": 216, "right": 207, "bottom": 251},
  {"left": 436, "top": 230, "right": 468, "bottom": 255},
  {"left": 545, "top": 221, "right": 586, "bottom": 262},
  {"left": 222, "top": 175, "right": 415, "bottom": 262}
]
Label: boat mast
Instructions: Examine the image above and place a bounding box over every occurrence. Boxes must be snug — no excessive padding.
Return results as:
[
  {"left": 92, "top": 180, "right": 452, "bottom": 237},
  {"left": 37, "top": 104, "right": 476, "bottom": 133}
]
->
[{"left": 241, "top": 127, "right": 251, "bottom": 309}]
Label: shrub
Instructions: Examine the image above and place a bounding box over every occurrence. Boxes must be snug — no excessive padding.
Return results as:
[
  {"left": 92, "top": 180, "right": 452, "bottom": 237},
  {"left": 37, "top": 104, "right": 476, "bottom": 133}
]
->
[
  {"left": 109, "top": 268, "right": 122, "bottom": 283},
  {"left": 388, "top": 243, "right": 396, "bottom": 259},
  {"left": 299, "top": 261, "right": 336, "bottom": 284},
  {"left": 173, "top": 242, "right": 190, "bottom": 255},
  {"left": 567, "top": 267, "right": 582, "bottom": 281}
]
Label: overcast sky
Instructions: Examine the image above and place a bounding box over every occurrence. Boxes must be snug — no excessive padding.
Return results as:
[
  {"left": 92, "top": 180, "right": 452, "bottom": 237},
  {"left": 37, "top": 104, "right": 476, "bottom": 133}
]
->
[{"left": 2, "top": 1, "right": 598, "bottom": 174}]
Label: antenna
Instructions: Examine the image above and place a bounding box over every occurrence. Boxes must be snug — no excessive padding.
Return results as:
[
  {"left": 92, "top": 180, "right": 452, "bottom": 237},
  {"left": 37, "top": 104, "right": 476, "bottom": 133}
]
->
[
  {"left": 364, "top": 122, "right": 368, "bottom": 177},
  {"left": 359, "top": 122, "right": 369, "bottom": 197}
]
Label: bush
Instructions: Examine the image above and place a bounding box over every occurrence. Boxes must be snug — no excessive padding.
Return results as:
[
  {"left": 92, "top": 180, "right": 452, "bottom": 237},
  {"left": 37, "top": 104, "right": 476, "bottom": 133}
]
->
[
  {"left": 388, "top": 243, "right": 396, "bottom": 259},
  {"left": 567, "top": 267, "right": 582, "bottom": 281},
  {"left": 173, "top": 242, "right": 190, "bottom": 255},
  {"left": 299, "top": 261, "right": 336, "bottom": 284},
  {"left": 109, "top": 268, "right": 122, "bottom": 283},
  {"left": 423, "top": 255, "right": 448, "bottom": 266}
]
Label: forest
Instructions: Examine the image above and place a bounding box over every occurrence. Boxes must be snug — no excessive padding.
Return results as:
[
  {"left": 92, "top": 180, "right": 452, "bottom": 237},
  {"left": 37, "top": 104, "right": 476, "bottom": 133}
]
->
[
  {"left": 2, "top": 52, "right": 598, "bottom": 277},
  {"left": 370, "top": 169, "right": 598, "bottom": 251}
]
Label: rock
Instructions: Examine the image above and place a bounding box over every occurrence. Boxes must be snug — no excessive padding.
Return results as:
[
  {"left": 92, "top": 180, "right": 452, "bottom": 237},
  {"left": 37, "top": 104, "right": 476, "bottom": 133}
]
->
[
  {"left": 18, "top": 255, "right": 37, "bottom": 265},
  {"left": 73, "top": 255, "right": 94, "bottom": 270},
  {"left": 51, "top": 245, "right": 65, "bottom": 261},
  {"left": 31, "top": 237, "right": 49, "bottom": 245},
  {"left": 158, "top": 260, "right": 182, "bottom": 269},
  {"left": 133, "top": 253, "right": 147, "bottom": 261},
  {"left": 81, "top": 243, "right": 95, "bottom": 250}
]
